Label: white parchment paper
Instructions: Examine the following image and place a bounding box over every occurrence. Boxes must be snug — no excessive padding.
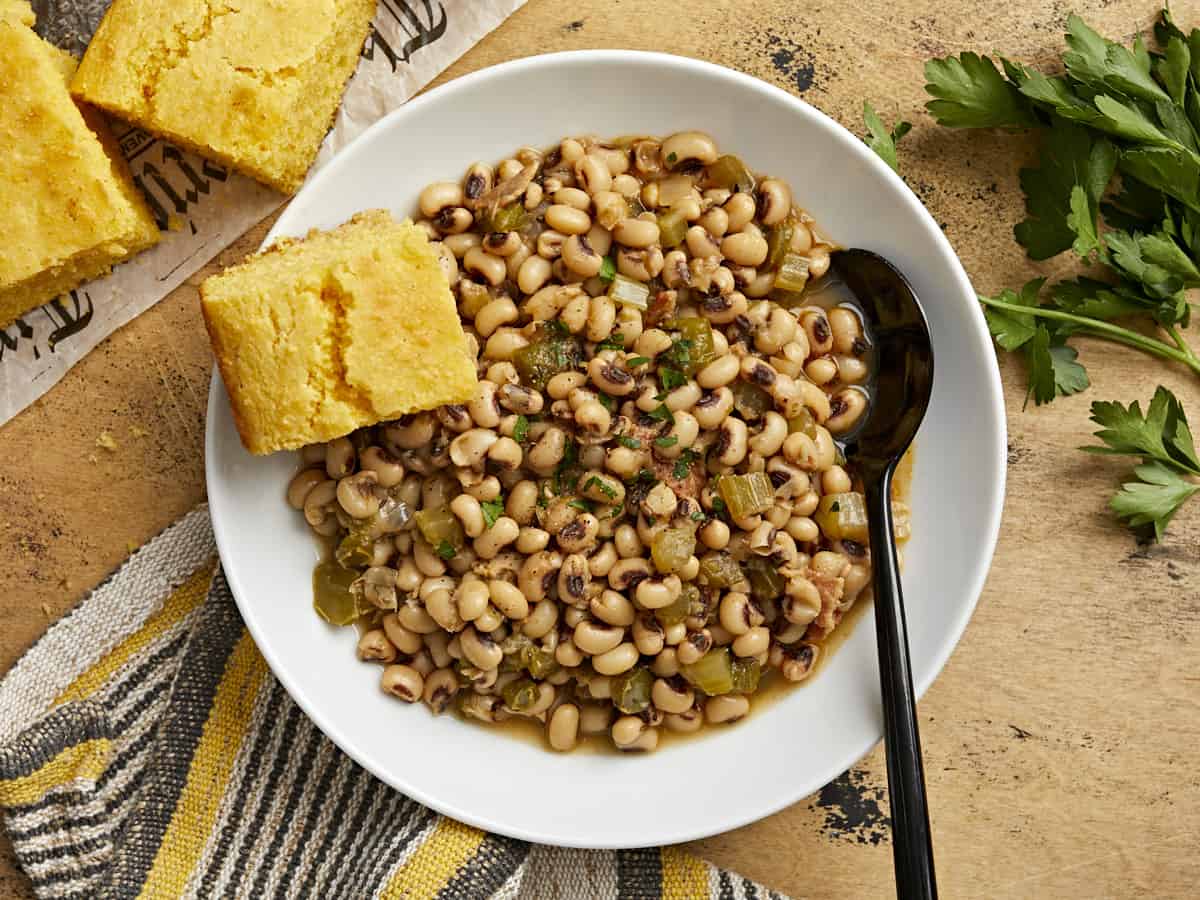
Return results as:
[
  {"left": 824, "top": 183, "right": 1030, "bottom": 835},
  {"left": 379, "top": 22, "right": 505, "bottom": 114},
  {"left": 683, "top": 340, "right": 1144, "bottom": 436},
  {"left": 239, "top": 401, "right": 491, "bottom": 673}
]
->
[{"left": 0, "top": 0, "right": 526, "bottom": 425}]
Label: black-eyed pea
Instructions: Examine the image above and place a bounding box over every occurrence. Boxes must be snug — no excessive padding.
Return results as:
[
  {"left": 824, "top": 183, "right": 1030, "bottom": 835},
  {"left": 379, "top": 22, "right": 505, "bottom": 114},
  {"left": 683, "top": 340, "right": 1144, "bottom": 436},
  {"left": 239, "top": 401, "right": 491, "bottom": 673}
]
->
[
  {"left": 488, "top": 579, "right": 530, "bottom": 620},
  {"left": 794, "top": 490, "right": 820, "bottom": 517},
  {"left": 591, "top": 588, "right": 636, "bottom": 628},
  {"left": 522, "top": 599, "right": 558, "bottom": 639},
  {"left": 716, "top": 417, "right": 749, "bottom": 466},
  {"left": 804, "top": 355, "right": 839, "bottom": 386},
  {"left": 693, "top": 386, "right": 735, "bottom": 430},
  {"left": 845, "top": 563, "right": 872, "bottom": 601},
  {"left": 613, "top": 217, "right": 660, "bottom": 248},
  {"left": 462, "top": 475, "right": 502, "bottom": 503},
  {"left": 482, "top": 231, "right": 522, "bottom": 258},
  {"left": 808, "top": 246, "right": 831, "bottom": 279},
  {"left": 324, "top": 436, "right": 356, "bottom": 479},
  {"left": 685, "top": 224, "right": 721, "bottom": 258},
  {"left": 642, "top": 482, "right": 678, "bottom": 519},
  {"left": 556, "top": 553, "right": 591, "bottom": 607},
  {"left": 676, "top": 629, "right": 713, "bottom": 665},
  {"left": 611, "top": 714, "right": 649, "bottom": 749},
  {"left": 382, "top": 613, "right": 424, "bottom": 655},
  {"left": 756, "top": 178, "right": 793, "bottom": 226},
  {"left": 634, "top": 577, "right": 674, "bottom": 610},
  {"left": 699, "top": 518, "right": 731, "bottom": 551},
  {"left": 463, "top": 246, "right": 506, "bottom": 286},
  {"left": 425, "top": 588, "right": 464, "bottom": 633},
  {"left": 398, "top": 599, "right": 441, "bottom": 633},
  {"left": 705, "top": 694, "right": 750, "bottom": 724},
  {"left": 755, "top": 306, "right": 798, "bottom": 356},
  {"left": 574, "top": 620, "right": 625, "bottom": 656},
  {"left": 724, "top": 191, "right": 756, "bottom": 232},
  {"left": 663, "top": 379, "right": 702, "bottom": 411},
  {"left": 545, "top": 203, "right": 592, "bottom": 235},
  {"left": 474, "top": 517, "right": 520, "bottom": 559},
  {"left": 563, "top": 233, "right": 603, "bottom": 278},
  {"left": 779, "top": 642, "right": 820, "bottom": 681},
  {"left": 527, "top": 426, "right": 568, "bottom": 473},
  {"left": 287, "top": 468, "right": 328, "bottom": 510},
  {"left": 696, "top": 353, "right": 740, "bottom": 389},
  {"left": 652, "top": 676, "right": 694, "bottom": 714},
  {"left": 555, "top": 637, "right": 585, "bottom": 668},
  {"left": 579, "top": 703, "right": 614, "bottom": 737},
  {"left": 487, "top": 437, "right": 523, "bottom": 472},
  {"left": 699, "top": 206, "right": 729, "bottom": 236},
  {"left": 455, "top": 576, "right": 490, "bottom": 622},
  {"left": 721, "top": 229, "right": 769, "bottom": 267},
  {"left": 575, "top": 400, "right": 612, "bottom": 438},
  {"left": 557, "top": 513, "right": 599, "bottom": 554},
  {"left": 484, "top": 327, "right": 530, "bottom": 362},
  {"left": 743, "top": 269, "right": 776, "bottom": 299},
  {"left": 633, "top": 613, "right": 666, "bottom": 655},
  {"left": 592, "top": 190, "right": 628, "bottom": 230},
  {"left": 786, "top": 516, "right": 820, "bottom": 544},
  {"left": 357, "top": 629, "right": 397, "bottom": 664},
  {"left": 802, "top": 310, "right": 833, "bottom": 355},
  {"left": 652, "top": 647, "right": 681, "bottom": 678},
  {"left": 826, "top": 388, "right": 868, "bottom": 434},
  {"left": 586, "top": 294, "right": 617, "bottom": 342},
  {"left": 460, "top": 626, "right": 503, "bottom": 670},
  {"left": 422, "top": 668, "right": 458, "bottom": 714},
  {"left": 475, "top": 297, "right": 519, "bottom": 339},
  {"left": 749, "top": 411, "right": 788, "bottom": 457},
  {"left": 588, "top": 542, "right": 618, "bottom": 579},
  {"left": 413, "top": 538, "right": 448, "bottom": 578},
  {"left": 665, "top": 708, "right": 703, "bottom": 733},
  {"left": 548, "top": 703, "right": 581, "bottom": 751},
  {"left": 813, "top": 425, "right": 838, "bottom": 469},
  {"left": 449, "top": 429, "right": 499, "bottom": 468},
  {"left": 813, "top": 550, "right": 851, "bottom": 579},
  {"left": 719, "top": 591, "right": 754, "bottom": 636},
  {"left": 554, "top": 186, "right": 591, "bottom": 210},
  {"left": 662, "top": 249, "right": 691, "bottom": 289},
  {"left": 607, "top": 556, "right": 651, "bottom": 592},
  {"left": 663, "top": 620, "right": 688, "bottom": 646},
  {"left": 634, "top": 327, "right": 673, "bottom": 359},
  {"left": 617, "top": 246, "right": 663, "bottom": 281},
  {"left": 546, "top": 371, "right": 587, "bottom": 400},
  {"left": 419, "top": 181, "right": 464, "bottom": 217},
  {"left": 732, "top": 625, "right": 770, "bottom": 658},
  {"left": 661, "top": 130, "right": 718, "bottom": 168},
  {"left": 536, "top": 229, "right": 567, "bottom": 260},
  {"left": 394, "top": 556, "right": 423, "bottom": 594},
  {"left": 782, "top": 432, "right": 820, "bottom": 470},
  {"left": 517, "top": 254, "right": 552, "bottom": 295},
  {"left": 828, "top": 307, "right": 863, "bottom": 355},
  {"left": 592, "top": 642, "right": 639, "bottom": 675},
  {"left": 587, "top": 356, "right": 637, "bottom": 396},
  {"left": 837, "top": 354, "right": 870, "bottom": 384},
  {"left": 822, "top": 466, "right": 853, "bottom": 495},
  {"left": 515, "top": 526, "right": 550, "bottom": 554},
  {"left": 611, "top": 172, "right": 641, "bottom": 198},
  {"left": 381, "top": 665, "right": 424, "bottom": 703}
]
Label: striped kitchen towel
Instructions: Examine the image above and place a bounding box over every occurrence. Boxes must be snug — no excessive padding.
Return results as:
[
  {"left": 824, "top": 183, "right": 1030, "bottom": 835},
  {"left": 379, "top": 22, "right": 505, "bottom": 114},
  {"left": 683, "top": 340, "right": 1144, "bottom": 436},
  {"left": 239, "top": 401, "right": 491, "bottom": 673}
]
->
[{"left": 0, "top": 507, "right": 787, "bottom": 899}]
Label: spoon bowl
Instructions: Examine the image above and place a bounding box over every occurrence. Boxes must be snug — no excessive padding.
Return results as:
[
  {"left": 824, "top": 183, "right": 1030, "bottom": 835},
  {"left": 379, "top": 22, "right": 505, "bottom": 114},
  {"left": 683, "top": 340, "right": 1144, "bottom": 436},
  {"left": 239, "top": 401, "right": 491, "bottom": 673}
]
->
[{"left": 832, "top": 248, "right": 938, "bottom": 899}]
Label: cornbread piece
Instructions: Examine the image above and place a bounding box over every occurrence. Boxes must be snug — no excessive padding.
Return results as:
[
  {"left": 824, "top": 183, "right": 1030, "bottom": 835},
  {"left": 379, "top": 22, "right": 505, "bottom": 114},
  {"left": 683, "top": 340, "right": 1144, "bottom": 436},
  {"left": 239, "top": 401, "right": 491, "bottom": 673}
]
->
[
  {"left": 201, "top": 211, "right": 478, "bottom": 455},
  {"left": 0, "top": 18, "right": 159, "bottom": 327},
  {"left": 72, "top": 0, "right": 377, "bottom": 194},
  {"left": 0, "top": 1, "right": 33, "bottom": 25}
]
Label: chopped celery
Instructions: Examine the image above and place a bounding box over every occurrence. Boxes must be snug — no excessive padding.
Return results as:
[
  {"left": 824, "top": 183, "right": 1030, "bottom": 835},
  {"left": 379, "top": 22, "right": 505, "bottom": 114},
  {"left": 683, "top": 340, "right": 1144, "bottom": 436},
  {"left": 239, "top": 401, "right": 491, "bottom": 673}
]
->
[
  {"left": 814, "top": 492, "right": 869, "bottom": 542},
  {"left": 681, "top": 647, "right": 734, "bottom": 695},
  {"left": 743, "top": 557, "right": 786, "bottom": 602},
  {"left": 774, "top": 252, "right": 810, "bottom": 294},
  {"left": 730, "top": 658, "right": 761, "bottom": 693},
  {"left": 730, "top": 381, "right": 772, "bottom": 420},
  {"left": 716, "top": 471, "right": 775, "bottom": 518},
  {"left": 484, "top": 202, "right": 528, "bottom": 233},
  {"left": 707, "top": 155, "right": 755, "bottom": 193},
  {"left": 521, "top": 643, "right": 560, "bottom": 679},
  {"left": 335, "top": 528, "right": 375, "bottom": 568},
  {"left": 312, "top": 562, "right": 360, "bottom": 626},
  {"left": 502, "top": 678, "right": 539, "bottom": 711},
  {"left": 765, "top": 222, "right": 794, "bottom": 270},
  {"left": 699, "top": 552, "right": 743, "bottom": 588},
  {"left": 656, "top": 208, "right": 689, "bottom": 248},
  {"left": 613, "top": 667, "right": 653, "bottom": 714},
  {"left": 651, "top": 527, "right": 696, "bottom": 574},
  {"left": 608, "top": 273, "right": 650, "bottom": 310},
  {"left": 654, "top": 587, "right": 693, "bottom": 626},
  {"left": 513, "top": 327, "right": 583, "bottom": 390},
  {"left": 673, "top": 317, "right": 717, "bottom": 374},
  {"left": 787, "top": 408, "right": 817, "bottom": 438},
  {"left": 414, "top": 507, "right": 465, "bottom": 550}
]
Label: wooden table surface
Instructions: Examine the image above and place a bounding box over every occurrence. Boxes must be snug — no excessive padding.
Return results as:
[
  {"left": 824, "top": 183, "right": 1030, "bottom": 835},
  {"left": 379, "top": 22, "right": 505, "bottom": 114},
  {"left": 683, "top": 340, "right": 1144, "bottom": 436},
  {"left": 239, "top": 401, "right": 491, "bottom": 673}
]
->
[{"left": 3, "top": 0, "right": 1198, "bottom": 896}]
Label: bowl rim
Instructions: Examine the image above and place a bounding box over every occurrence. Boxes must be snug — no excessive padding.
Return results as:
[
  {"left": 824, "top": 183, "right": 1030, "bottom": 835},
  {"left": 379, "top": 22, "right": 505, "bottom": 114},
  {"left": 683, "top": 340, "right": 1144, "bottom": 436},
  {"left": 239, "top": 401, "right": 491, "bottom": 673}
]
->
[{"left": 205, "top": 48, "right": 1008, "bottom": 847}]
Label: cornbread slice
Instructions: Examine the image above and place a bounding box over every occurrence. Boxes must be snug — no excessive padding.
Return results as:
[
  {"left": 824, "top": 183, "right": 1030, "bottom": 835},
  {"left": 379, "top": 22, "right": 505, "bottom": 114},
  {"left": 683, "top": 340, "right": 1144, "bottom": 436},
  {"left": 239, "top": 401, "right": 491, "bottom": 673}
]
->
[
  {"left": 0, "top": 17, "right": 160, "bottom": 327},
  {"left": 0, "top": 1, "right": 34, "bottom": 25},
  {"left": 201, "top": 211, "right": 478, "bottom": 455},
  {"left": 71, "top": 0, "right": 376, "bottom": 194}
]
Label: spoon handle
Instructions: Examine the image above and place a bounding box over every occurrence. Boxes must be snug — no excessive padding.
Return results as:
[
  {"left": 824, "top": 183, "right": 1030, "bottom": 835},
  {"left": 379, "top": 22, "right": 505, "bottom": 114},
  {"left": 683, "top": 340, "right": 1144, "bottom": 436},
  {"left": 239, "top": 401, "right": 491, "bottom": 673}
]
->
[{"left": 866, "top": 469, "right": 938, "bottom": 900}]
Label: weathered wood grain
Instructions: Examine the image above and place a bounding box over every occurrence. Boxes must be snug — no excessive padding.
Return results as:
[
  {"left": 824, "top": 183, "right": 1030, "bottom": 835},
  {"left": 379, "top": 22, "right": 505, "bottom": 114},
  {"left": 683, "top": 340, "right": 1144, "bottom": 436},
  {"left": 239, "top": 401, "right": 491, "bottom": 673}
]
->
[{"left": 1, "top": 1, "right": 1196, "bottom": 896}]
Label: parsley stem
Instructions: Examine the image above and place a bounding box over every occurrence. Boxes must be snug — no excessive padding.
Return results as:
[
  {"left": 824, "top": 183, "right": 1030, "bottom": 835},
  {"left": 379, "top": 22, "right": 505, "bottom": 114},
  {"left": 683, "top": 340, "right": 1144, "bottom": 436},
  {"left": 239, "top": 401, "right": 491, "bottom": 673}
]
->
[
  {"left": 1164, "top": 324, "right": 1199, "bottom": 366},
  {"left": 978, "top": 297, "right": 1200, "bottom": 376}
]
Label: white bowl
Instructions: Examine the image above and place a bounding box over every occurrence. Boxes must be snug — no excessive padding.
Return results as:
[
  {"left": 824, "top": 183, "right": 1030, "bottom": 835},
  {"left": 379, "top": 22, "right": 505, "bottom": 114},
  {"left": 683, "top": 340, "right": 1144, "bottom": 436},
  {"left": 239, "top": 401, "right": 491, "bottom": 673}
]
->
[{"left": 206, "top": 50, "right": 1006, "bottom": 848}]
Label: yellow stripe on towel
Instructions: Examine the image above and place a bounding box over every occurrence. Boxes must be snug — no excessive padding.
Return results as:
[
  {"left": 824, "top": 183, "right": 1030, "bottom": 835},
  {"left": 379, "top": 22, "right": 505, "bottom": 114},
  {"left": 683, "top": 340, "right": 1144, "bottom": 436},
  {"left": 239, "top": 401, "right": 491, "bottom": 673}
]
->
[
  {"left": 662, "top": 846, "right": 710, "bottom": 899},
  {"left": 136, "top": 632, "right": 268, "bottom": 900},
  {"left": 0, "top": 738, "right": 112, "bottom": 805},
  {"left": 380, "top": 818, "right": 487, "bottom": 900},
  {"left": 55, "top": 564, "right": 215, "bottom": 706}
]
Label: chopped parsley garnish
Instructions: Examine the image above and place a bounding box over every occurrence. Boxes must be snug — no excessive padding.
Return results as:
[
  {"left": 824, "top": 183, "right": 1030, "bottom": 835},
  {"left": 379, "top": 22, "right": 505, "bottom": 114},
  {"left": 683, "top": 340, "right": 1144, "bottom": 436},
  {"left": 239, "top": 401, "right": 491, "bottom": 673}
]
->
[
  {"left": 513, "top": 415, "right": 529, "bottom": 443},
  {"left": 436, "top": 540, "right": 456, "bottom": 560},
  {"left": 568, "top": 499, "right": 594, "bottom": 513},
  {"left": 659, "top": 367, "right": 687, "bottom": 391},
  {"left": 595, "top": 332, "right": 625, "bottom": 352},
  {"left": 691, "top": 509, "right": 706, "bottom": 522},
  {"left": 584, "top": 475, "right": 619, "bottom": 499},
  {"left": 597, "top": 392, "right": 617, "bottom": 413},
  {"left": 830, "top": 501, "right": 841, "bottom": 513},
  {"left": 666, "top": 151, "right": 678, "bottom": 163},
  {"left": 480, "top": 498, "right": 505, "bottom": 529},
  {"left": 599, "top": 255, "right": 617, "bottom": 282},
  {"left": 672, "top": 449, "right": 697, "bottom": 479},
  {"left": 542, "top": 319, "right": 570, "bottom": 339},
  {"left": 711, "top": 497, "right": 727, "bottom": 517},
  {"left": 626, "top": 356, "right": 651, "bottom": 367},
  {"left": 647, "top": 403, "right": 674, "bottom": 424},
  {"left": 616, "top": 435, "right": 642, "bottom": 449},
  {"left": 654, "top": 435, "right": 679, "bottom": 448}
]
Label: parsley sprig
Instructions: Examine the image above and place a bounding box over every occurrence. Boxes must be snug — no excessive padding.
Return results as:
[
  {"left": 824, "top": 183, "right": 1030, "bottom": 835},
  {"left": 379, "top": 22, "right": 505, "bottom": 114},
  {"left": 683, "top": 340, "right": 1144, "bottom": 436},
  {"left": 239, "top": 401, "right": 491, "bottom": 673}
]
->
[
  {"left": 863, "top": 101, "right": 912, "bottom": 172},
  {"left": 923, "top": 10, "right": 1200, "bottom": 397},
  {"left": 1082, "top": 387, "right": 1200, "bottom": 539}
]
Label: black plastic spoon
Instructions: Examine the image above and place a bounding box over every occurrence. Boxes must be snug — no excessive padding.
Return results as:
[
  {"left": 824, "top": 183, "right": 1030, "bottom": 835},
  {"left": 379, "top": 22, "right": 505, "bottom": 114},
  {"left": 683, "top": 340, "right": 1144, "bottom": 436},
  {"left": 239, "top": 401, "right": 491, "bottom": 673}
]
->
[{"left": 831, "top": 249, "right": 937, "bottom": 899}]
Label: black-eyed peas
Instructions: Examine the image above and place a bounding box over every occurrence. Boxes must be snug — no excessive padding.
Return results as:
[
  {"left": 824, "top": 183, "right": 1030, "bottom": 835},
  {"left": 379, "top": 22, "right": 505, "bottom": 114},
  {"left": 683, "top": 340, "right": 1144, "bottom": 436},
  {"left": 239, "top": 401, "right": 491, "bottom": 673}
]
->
[{"left": 296, "top": 131, "right": 905, "bottom": 752}]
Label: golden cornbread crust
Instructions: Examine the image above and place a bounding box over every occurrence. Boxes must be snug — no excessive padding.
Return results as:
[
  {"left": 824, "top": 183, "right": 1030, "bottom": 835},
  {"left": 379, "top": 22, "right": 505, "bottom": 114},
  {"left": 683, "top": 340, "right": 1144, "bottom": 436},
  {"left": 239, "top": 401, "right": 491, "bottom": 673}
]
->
[
  {"left": 71, "top": 0, "right": 377, "bottom": 194},
  {"left": 0, "top": 1, "right": 34, "bottom": 25},
  {"left": 0, "top": 17, "right": 160, "bottom": 327},
  {"left": 201, "top": 211, "right": 479, "bottom": 455}
]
